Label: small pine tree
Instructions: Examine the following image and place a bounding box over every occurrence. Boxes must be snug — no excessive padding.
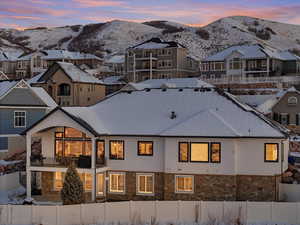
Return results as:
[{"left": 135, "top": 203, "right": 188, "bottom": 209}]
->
[{"left": 61, "top": 164, "right": 84, "bottom": 205}]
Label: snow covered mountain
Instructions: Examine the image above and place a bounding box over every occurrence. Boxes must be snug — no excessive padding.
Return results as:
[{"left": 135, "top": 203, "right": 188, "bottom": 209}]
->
[{"left": 1, "top": 16, "right": 300, "bottom": 60}]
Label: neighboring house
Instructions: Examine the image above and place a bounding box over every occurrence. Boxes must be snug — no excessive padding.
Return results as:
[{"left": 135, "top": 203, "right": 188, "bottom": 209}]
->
[
  {"left": 30, "top": 62, "right": 106, "bottom": 107},
  {"left": 100, "top": 76, "right": 126, "bottom": 95},
  {"left": 15, "top": 50, "right": 103, "bottom": 79},
  {"left": 23, "top": 85, "right": 288, "bottom": 203},
  {"left": 250, "top": 87, "right": 300, "bottom": 134},
  {"left": 0, "top": 71, "right": 9, "bottom": 81},
  {"left": 201, "top": 44, "right": 300, "bottom": 79},
  {"left": 0, "top": 52, "right": 19, "bottom": 78},
  {"left": 125, "top": 38, "right": 199, "bottom": 82},
  {"left": 0, "top": 79, "right": 56, "bottom": 157},
  {"left": 105, "top": 54, "right": 125, "bottom": 76}
]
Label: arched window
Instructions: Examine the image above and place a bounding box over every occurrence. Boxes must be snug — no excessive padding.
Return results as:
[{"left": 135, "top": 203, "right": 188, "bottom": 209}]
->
[
  {"left": 288, "top": 96, "right": 298, "bottom": 105},
  {"left": 58, "top": 83, "right": 70, "bottom": 96}
]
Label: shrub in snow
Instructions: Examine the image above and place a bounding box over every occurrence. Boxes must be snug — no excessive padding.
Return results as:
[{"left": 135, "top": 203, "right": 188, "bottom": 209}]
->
[{"left": 61, "top": 164, "right": 84, "bottom": 205}]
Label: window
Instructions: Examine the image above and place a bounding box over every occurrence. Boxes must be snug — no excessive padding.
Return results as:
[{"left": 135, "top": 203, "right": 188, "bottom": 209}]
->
[
  {"left": 229, "top": 58, "right": 242, "bottom": 70},
  {"left": 264, "top": 143, "right": 279, "bottom": 162},
  {"left": 109, "top": 173, "right": 125, "bottom": 193},
  {"left": 97, "top": 140, "right": 105, "bottom": 164},
  {"left": 53, "top": 172, "right": 64, "bottom": 191},
  {"left": 248, "top": 61, "right": 257, "bottom": 70},
  {"left": 190, "top": 143, "right": 209, "bottom": 162},
  {"left": 288, "top": 96, "right": 298, "bottom": 105},
  {"left": 175, "top": 175, "right": 194, "bottom": 193},
  {"left": 201, "top": 63, "right": 210, "bottom": 71},
  {"left": 178, "top": 142, "right": 189, "bottom": 162},
  {"left": 215, "top": 62, "right": 225, "bottom": 71},
  {"left": 109, "top": 140, "right": 124, "bottom": 160},
  {"left": 261, "top": 60, "right": 267, "bottom": 68},
  {"left": 54, "top": 127, "right": 91, "bottom": 158},
  {"left": 79, "top": 173, "right": 92, "bottom": 192},
  {"left": 138, "top": 141, "right": 153, "bottom": 156},
  {"left": 14, "top": 111, "right": 26, "bottom": 128},
  {"left": 280, "top": 113, "right": 289, "bottom": 125},
  {"left": 137, "top": 174, "right": 154, "bottom": 195},
  {"left": 58, "top": 83, "right": 71, "bottom": 96},
  {"left": 97, "top": 173, "right": 104, "bottom": 195},
  {"left": 210, "top": 143, "right": 221, "bottom": 163}
]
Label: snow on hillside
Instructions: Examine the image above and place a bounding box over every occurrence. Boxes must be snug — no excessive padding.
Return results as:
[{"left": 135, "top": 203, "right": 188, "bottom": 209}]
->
[{"left": 0, "top": 16, "right": 299, "bottom": 60}]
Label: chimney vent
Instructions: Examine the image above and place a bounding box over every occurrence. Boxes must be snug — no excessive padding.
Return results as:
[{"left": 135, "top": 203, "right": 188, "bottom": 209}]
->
[{"left": 170, "top": 111, "right": 177, "bottom": 119}]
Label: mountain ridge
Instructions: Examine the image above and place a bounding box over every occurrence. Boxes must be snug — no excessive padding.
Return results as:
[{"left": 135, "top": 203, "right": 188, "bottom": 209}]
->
[{"left": 0, "top": 16, "right": 300, "bottom": 60}]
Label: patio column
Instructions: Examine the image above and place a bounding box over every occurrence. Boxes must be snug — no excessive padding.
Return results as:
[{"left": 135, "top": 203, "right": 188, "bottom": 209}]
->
[
  {"left": 91, "top": 137, "right": 96, "bottom": 202},
  {"left": 26, "top": 133, "right": 32, "bottom": 198}
]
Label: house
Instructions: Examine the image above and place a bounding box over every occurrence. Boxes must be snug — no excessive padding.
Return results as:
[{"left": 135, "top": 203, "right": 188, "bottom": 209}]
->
[
  {"left": 15, "top": 50, "right": 103, "bottom": 79},
  {"left": 246, "top": 87, "right": 300, "bottom": 134},
  {"left": 100, "top": 76, "right": 126, "bottom": 95},
  {"left": 30, "top": 62, "right": 106, "bottom": 107},
  {"left": 0, "top": 52, "right": 19, "bottom": 78},
  {"left": 125, "top": 38, "right": 199, "bottom": 82},
  {"left": 105, "top": 54, "right": 125, "bottom": 76},
  {"left": 23, "top": 84, "right": 288, "bottom": 203},
  {"left": 201, "top": 44, "right": 300, "bottom": 79},
  {"left": 0, "top": 79, "right": 56, "bottom": 158}
]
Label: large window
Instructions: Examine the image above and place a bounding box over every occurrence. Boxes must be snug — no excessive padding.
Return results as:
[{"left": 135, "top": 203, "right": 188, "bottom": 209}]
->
[
  {"left": 265, "top": 143, "right": 279, "bottom": 162},
  {"left": 210, "top": 143, "right": 221, "bottom": 163},
  {"left": 14, "top": 111, "right": 26, "bottom": 128},
  {"left": 280, "top": 113, "right": 289, "bottom": 125},
  {"left": 55, "top": 127, "right": 91, "bottom": 157},
  {"left": 190, "top": 143, "right": 209, "bottom": 162},
  {"left": 109, "top": 141, "right": 124, "bottom": 160},
  {"left": 97, "top": 141, "right": 105, "bottom": 164},
  {"left": 178, "top": 142, "right": 189, "bottom": 162},
  {"left": 137, "top": 173, "right": 154, "bottom": 195},
  {"left": 175, "top": 175, "right": 194, "bottom": 193},
  {"left": 97, "top": 173, "right": 104, "bottom": 195},
  {"left": 138, "top": 141, "right": 153, "bottom": 156},
  {"left": 53, "top": 172, "right": 92, "bottom": 191},
  {"left": 109, "top": 173, "right": 125, "bottom": 193},
  {"left": 58, "top": 83, "right": 71, "bottom": 96}
]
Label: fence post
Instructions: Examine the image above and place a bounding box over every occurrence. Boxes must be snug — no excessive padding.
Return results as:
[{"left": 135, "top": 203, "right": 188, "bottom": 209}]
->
[
  {"left": 199, "top": 201, "right": 202, "bottom": 224},
  {"left": 271, "top": 201, "right": 274, "bottom": 222},
  {"left": 245, "top": 201, "right": 248, "bottom": 224},
  {"left": 56, "top": 205, "right": 60, "bottom": 225},
  {"left": 155, "top": 200, "right": 158, "bottom": 220},
  {"left": 104, "top": 201, "right": 107, "bottom": 224},
  {"left": 80, "top": 204, "right": 83, "bottom": 225},
  {"left": 129, "top": 200, "right": 133, "bottom": 223},
  {"left": 177, "top": 200, "right": 181, "bottom": 223}
]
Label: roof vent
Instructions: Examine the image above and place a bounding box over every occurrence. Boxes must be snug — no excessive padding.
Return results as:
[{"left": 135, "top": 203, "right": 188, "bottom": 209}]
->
[
  {"left": 127, "top": 91, "right": 132, "bottom": 94},
  {"left": 170, "top": 111, "right": 177, "bottom": 119},
  {"left": 179, "top": 89, "right": 183, "bottom": 92},
  {"left": 145, "top": 88, "right": 151, "bottom": 92},
  {"left": 194, "top": 88, "right": 200, "bottom": 92},
  {"left": 162, "top": 88, "right": 167, "bottom": 92}
]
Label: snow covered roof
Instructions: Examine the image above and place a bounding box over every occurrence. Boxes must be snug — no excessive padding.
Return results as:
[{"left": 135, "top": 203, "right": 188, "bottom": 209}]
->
[
  {"left": 0, "top": 52, "right": 20, "bottom": 62},
  {"left": 0, "top": 80, "right": 18, "bottom": 98},
  {"left": 27, "top": 88, "right": 287, "bottom": 138},
  {"left": 34, "top": 62, "right": 104, "bottom": 84},
  {"left": 27, "top": 72, "right": 45, "bottom": 84},
  {"left": 18, "top": 50, "right": 101, "bottom": 61},
  {"left": 137, "top": 78, "right": 214, "bottom": 89},
  {"left": 256, "top": 87, "right": 300, "bottom": 114},
  {"left": 106, "top": 55, "right": 125, "bottom": 64},
  {"left": 100, "top": 76, "right": 126, "bottom": 85},
  {"left": 237, "top": 95, "right": 275, "bottom": 107},
  {"left": 204, "top": 44, "right": 300, "bottom": 61},
  {"left": 129, "top": 38, "right": 185, "bottom": 50}
]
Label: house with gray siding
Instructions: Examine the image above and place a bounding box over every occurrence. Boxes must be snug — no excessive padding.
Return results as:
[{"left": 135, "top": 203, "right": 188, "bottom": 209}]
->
[
  {"left": 200, "top": 44, "right": 300, "bottom": 79},
  {"left": 0, "top": 79, "right": 56, "bottom": 157}
]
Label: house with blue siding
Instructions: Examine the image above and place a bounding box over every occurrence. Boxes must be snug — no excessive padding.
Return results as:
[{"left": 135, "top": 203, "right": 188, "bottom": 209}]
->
[{"left": 0, "top": 79, "right": 56, "bottom": 157}]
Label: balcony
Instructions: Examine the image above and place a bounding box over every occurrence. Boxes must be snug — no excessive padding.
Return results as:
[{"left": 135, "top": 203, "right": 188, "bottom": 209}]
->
[{"left": 30, "top": 155, "right": 106, "bottom": 168}]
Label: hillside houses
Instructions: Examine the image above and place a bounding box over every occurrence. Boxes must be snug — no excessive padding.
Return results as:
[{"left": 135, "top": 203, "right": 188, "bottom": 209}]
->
[
  {"left": 23, "top": 84, "right": 288, "bottom": 202},
  {"left": 200, "top": 44, "right": 300, "bottom": 79},
  {"left": 125, "top": 38, "right": 200, "bottom": 82}
]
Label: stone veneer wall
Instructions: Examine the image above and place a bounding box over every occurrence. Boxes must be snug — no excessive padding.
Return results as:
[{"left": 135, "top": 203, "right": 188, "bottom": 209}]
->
[{"left": 39, "top": 171, "right": 279, "bottom": 202}]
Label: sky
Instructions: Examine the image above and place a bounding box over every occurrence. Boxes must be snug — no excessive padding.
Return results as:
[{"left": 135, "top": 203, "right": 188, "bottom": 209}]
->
[{"left": 0, "top": 0, "right": 300, "bottom": 30}]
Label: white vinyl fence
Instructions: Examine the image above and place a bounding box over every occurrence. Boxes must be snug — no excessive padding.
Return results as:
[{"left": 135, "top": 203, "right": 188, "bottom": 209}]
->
[{"left": 0, "top": 201, "right": 300, "bottom": 225}]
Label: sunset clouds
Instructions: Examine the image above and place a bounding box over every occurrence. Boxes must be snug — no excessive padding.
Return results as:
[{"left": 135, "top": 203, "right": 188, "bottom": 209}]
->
[{"left": 0, "top": 0, "right": 299, "bottom": 30}]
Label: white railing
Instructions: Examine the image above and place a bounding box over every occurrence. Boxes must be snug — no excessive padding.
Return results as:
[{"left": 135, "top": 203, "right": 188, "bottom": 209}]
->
[
  {"left": 202, "top": 75, "right": 300, "bottom": 85},
  {"left": 1, "top": 200, "right": 300, "bottom": 225}
]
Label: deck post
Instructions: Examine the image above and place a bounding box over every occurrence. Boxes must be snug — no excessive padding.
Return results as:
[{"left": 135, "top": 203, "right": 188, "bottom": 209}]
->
[
  {"left": 26, "top": 133, "right": 32, "bottom": 198},
  {"left": 91, "top": 137, "right": 96, "bottom": 202}
]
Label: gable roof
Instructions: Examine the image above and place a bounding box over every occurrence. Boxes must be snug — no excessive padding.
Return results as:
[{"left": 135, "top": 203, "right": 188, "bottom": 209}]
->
[
  {"left": 204, "top": 44, "right": 300, "bottom": 61},
  {"left": 33, "top": 62, "right": 104, "bottom": 84},
  {"left": 129, "top": 38, "right": 186, "bottom": 50},
  {"left": 0, "top": 79, "right": 56, "bottom": 107},
  {"left": 24, "top": 86, "right": 287, "bottom": 138}
]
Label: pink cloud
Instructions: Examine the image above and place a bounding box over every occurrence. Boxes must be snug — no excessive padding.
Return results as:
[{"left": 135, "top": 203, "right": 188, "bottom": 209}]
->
[{"left": 73, "top": 0, "right": 126, "bottom": 7}]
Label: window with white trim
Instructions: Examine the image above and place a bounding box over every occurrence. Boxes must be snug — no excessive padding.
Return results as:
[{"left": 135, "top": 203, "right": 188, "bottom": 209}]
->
[
  {"left": 175, "top": 175, "right": 194, "bottom": 193},
  {"left": 109, "top": 173, "right": 125, "bottom": 193},
  {"left": 137, "top": 173, "right": 154, "bottom": 195},
  {"left": 248, "top": 61, "right": 257, "bottom": 70},
  {"left": 288, "top": 96, "right": 298, "bottom": 105},
  {"left": 96, "top": 173, "right": 104, "bottom": 195},
  {"left": 280, "top": 113, "right": 289, "bottom": 125},
  {"left": 14, "top": 111, "right": 26, "bottom": 128},
  {"left": 229, "top": 58, "right": 242, "bottom": 70}
]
